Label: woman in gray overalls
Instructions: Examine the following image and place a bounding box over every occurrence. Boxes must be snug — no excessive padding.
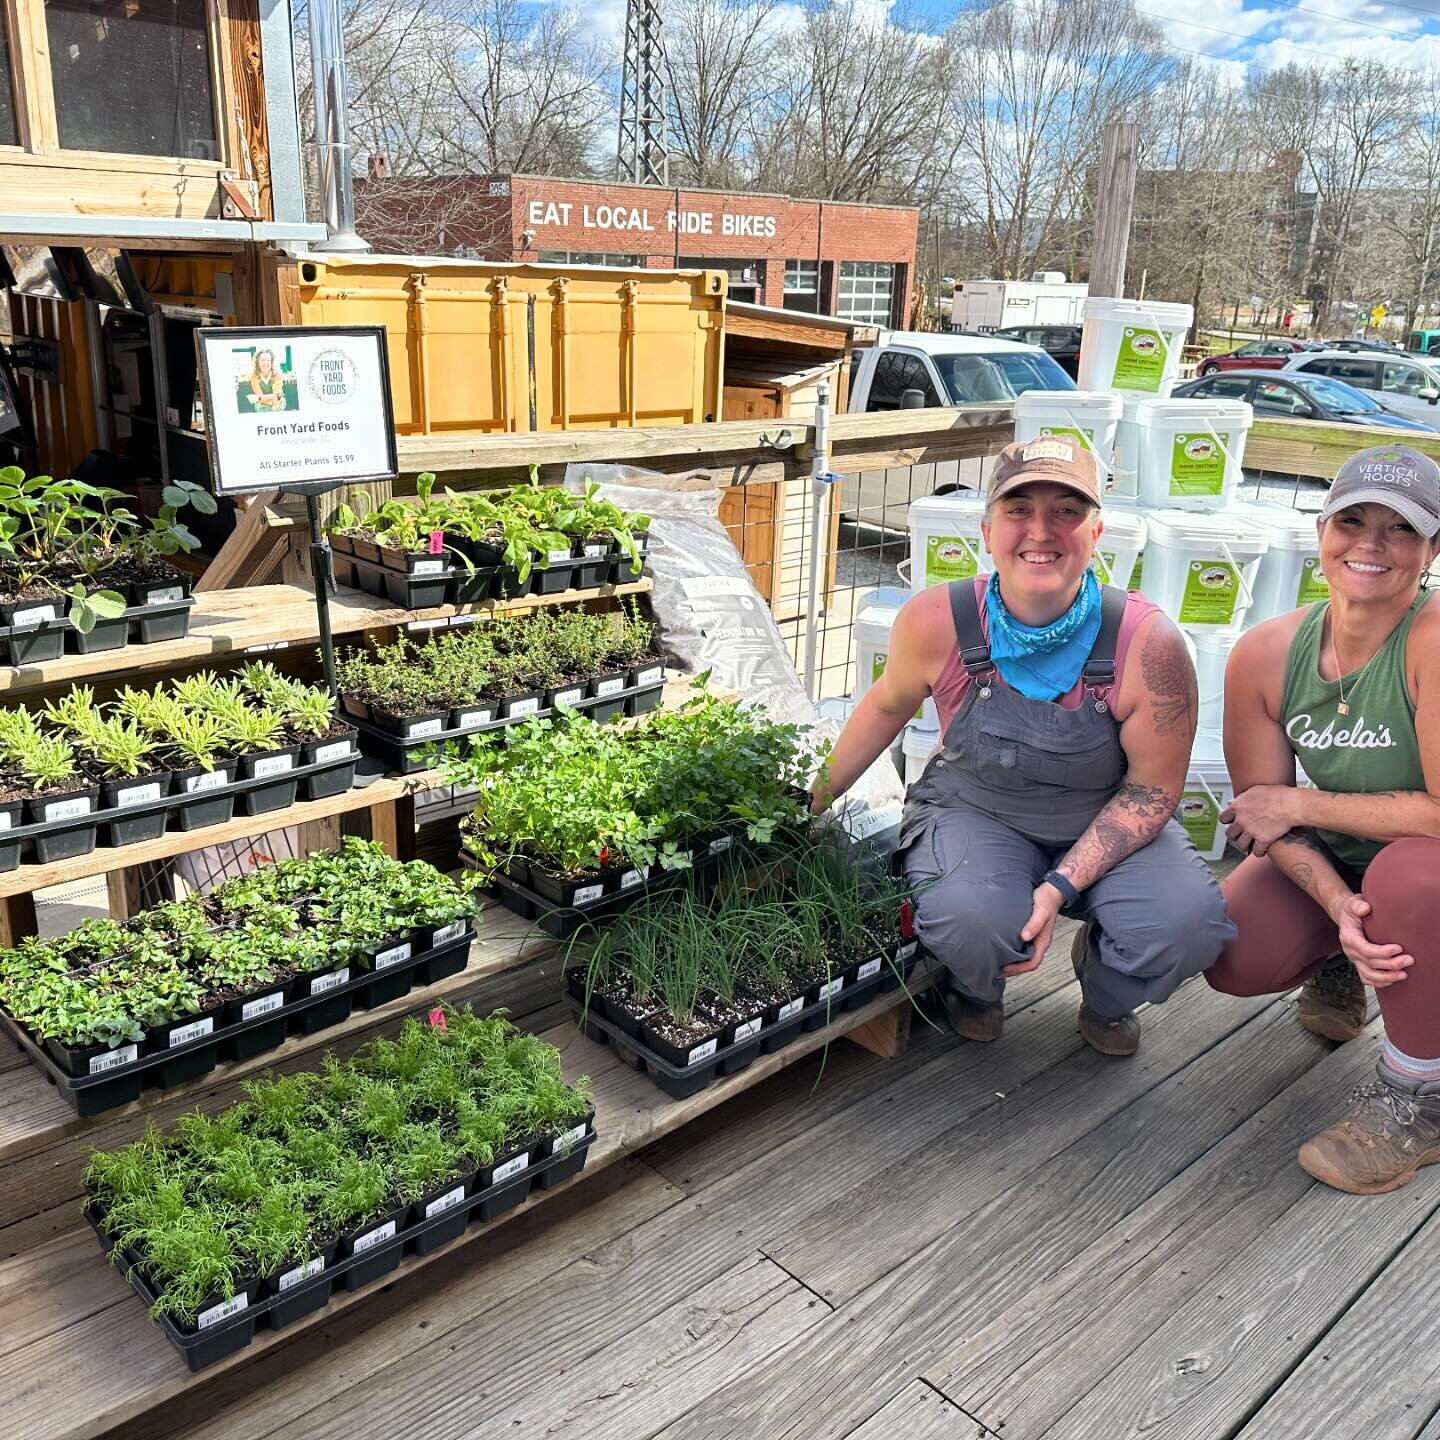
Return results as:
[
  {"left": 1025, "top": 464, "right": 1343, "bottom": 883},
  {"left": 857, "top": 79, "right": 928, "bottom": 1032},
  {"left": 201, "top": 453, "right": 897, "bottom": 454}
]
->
[{"left": 814, "top": 436, "right": 1234, "bottom": 1055}]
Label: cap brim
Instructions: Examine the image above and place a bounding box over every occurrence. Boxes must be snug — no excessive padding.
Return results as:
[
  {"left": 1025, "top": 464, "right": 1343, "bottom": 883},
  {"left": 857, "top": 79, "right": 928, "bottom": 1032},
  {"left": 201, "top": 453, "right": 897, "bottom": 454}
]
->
[
  {"left": 988, "top": 473, "right": 1101, "bottom": 507},
  {"left": 1320, "top": 487, "right": 1440, "bottom": 538}
]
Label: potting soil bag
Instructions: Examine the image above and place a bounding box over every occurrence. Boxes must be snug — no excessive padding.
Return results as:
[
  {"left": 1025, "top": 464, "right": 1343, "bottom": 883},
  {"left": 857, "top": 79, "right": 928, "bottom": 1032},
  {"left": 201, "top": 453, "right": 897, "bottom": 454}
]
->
[{"left": 566, "top": 465, "right": 905, "bottom": 840}]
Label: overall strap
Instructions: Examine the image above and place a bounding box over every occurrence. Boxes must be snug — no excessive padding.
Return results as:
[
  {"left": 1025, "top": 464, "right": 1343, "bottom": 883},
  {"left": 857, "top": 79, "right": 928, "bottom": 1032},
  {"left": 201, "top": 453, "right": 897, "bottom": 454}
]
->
[
  {"left": 947, "top": 579, "right": 995, "bottom": 680},
  {"left": 1080, "top": 585, "right": 1128, "bottom": 692}
]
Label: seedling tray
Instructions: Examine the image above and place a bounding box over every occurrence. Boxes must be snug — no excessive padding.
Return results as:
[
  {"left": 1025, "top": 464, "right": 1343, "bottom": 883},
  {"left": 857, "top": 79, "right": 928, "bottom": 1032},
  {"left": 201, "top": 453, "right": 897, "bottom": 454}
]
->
[
  {"left": 84, "top": 1127, "right": 595, "bottom": 1371},
  {"left": 0, "top": 594, "right": 196, "bottom": 666},
  {"left": 352, "top": 675, "right": 665, "bottom": 776},
  {"left": 0, "top": 923, "right": 475, "bottom": 1115}
]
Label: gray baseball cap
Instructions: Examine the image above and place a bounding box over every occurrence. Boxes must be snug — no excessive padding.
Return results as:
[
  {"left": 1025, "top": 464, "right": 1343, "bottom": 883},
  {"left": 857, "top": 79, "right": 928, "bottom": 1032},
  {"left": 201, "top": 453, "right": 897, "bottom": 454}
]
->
[{"left": 1320, "top": 445, "right": 1440, "bottom": 538}]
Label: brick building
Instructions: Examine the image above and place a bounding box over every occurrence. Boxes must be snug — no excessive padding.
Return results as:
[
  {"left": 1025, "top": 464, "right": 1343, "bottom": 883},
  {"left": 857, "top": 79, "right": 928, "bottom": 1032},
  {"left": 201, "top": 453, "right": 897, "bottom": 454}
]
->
[{"left": 356, "top": 174, "right": 919, "bottom": 328}]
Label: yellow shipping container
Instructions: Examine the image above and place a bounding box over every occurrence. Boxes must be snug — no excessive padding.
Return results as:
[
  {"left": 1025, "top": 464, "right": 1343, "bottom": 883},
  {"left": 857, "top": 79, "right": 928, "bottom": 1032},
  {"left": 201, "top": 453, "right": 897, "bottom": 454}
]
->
[{"left": 292, "top": 255, "right": 727, "bottom": 435}]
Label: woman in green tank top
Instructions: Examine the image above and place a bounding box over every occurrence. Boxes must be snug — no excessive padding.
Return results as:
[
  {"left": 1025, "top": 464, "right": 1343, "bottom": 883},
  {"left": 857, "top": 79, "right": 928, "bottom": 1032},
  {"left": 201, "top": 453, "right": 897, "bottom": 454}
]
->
[{"left": 1205, "top": 445, "right": 1440, "bottom": 1197}]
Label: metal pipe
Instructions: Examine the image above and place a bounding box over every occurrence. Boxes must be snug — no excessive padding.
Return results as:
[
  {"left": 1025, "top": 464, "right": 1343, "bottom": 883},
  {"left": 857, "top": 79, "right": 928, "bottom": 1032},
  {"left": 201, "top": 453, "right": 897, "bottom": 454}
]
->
[
  {"left": 307, "top": 0, "right": 369, "bottom": 253},
  {"left": 803, "top": 380, "right": 835, "bottom": 699}
]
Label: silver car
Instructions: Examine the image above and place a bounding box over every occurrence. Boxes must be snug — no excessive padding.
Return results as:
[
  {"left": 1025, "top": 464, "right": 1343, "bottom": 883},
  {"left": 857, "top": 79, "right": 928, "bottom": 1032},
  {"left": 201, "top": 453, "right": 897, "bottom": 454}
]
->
[{"left": 1282, "top": 350, "right": 1440, "bottom": 425}]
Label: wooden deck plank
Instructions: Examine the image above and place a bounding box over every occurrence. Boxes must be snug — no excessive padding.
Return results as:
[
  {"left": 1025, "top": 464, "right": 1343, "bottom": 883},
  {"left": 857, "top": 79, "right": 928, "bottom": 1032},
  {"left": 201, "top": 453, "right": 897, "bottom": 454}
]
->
[
  {"left": 642, "top": 993, "right": 1321, "bottom": 1440},
  {"left": 928, "top": 1024, "right": 1385, "bottom": 1436},
  {"left": 844, "top": 1381, "right": 991, "bottom": 1439},
  {"left": 765, "top": 981, "right": 1277, "bottom": 1304}
]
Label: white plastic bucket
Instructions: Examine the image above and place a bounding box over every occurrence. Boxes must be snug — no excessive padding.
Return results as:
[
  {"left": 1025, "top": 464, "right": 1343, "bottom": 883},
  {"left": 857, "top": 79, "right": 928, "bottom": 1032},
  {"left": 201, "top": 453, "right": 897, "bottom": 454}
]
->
[
  {"left": 1109, "top": 396, "right": 1144, "bottom": 500},
  {"left": 1014, "top": 390, "right": 1123, "bottom": 484},
  {"left": 1134, "top": 398, "right": 1253, "bottom": 511},
  {"left": 909, "top": 491, "right": 993, "bottom": 590},
  {"left": 1078, "top": 297, "right": 1193, "bottom": 397},
  {"left": 903, "top": 723, "right": 940, "bottom": 788},
  {"left": 1142, "top": 510, "right": 1270, "bottom": 632},
  {"left": 1192, "top": 629, "right": 1240, "bottom": 735},
  {"left": 1179, "top": 730, "right": 1234, "bottom": 862},
  {"left": 1230, "top": 502, "right": 1327, "bottom": 624},
  {"left": 1092, "top": 505, "right": 1148, "bottom": 589},
  {"left": 853, "top": 589, "right": 938, "bottom": 729}
]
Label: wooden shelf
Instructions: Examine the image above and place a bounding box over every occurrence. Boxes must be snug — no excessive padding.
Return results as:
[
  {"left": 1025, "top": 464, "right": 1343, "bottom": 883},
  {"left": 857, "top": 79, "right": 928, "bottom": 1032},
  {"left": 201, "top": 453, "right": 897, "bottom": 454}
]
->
[
  {"left": 0, "top": 578, "right": 653, "bottom": 695},
  {"left": 0, "top": 976, "right": 931, "bottom": 1440}
]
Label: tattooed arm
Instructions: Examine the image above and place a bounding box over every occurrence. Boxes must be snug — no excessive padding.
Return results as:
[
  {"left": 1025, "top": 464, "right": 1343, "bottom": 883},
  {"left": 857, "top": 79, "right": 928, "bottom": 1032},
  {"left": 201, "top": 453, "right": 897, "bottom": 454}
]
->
[{"left": 1008, "top": 614, "right": 1196, "bottom": 976}]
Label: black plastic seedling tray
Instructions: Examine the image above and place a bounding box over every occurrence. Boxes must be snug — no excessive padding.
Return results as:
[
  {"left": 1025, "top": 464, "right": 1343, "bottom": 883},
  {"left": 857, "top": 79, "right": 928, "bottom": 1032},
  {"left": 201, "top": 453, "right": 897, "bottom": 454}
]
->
[
  {"left": 0, "top": 594, "right": 196, "bottom": 666},
  {"left": 85, "top": 1128, "right": 595, "bottom": 1371},
  {"left": 0, "top": 924, "right": 475, "bottom": 1115}
]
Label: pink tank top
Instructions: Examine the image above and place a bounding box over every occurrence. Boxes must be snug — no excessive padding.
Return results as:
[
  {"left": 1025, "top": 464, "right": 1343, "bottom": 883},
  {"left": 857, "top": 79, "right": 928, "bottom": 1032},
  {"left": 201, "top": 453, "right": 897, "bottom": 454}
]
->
[{"left": 930, "top": 577, "right": 1160, "bottom": 736}]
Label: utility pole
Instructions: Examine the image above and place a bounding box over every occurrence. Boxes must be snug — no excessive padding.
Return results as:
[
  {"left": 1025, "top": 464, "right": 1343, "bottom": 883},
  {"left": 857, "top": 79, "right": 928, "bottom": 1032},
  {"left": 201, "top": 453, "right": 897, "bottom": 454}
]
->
[
  {"left": 617, "top": 0, "right": 669, "bottom": 185},
  {"left": 1088, "top": 120, "right": 1138, "bottom": 299}
]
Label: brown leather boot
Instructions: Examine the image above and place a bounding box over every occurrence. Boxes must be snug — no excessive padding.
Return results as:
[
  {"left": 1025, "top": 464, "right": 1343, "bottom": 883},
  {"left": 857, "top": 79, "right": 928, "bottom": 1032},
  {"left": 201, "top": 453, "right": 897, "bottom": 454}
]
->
[
  {"left": 1299, "top": 1070, "right": 1440, "bottom": 1194},
  {"left": 941, "top": 987, "right": 1004, "bottom": 1042},
  {"left": 1071, "top": 923, "right": 1140, "bottom": 1058},
  {"left": 1297, "top": 954, "right": 1366, "bottom": 1043}
]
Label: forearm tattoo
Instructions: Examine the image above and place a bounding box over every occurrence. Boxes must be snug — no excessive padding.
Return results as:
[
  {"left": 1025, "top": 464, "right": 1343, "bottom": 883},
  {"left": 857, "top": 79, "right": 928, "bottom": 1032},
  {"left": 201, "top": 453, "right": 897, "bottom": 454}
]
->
[
  {"left": 1140, "top": 625, "right": 1198, "bottom": 737},
  {"left": 1273, "top": 827, "right": 1332, "bottom": 899},
  {"left": 1059, "top": 780, "right": 1179, "bottom": 884}
]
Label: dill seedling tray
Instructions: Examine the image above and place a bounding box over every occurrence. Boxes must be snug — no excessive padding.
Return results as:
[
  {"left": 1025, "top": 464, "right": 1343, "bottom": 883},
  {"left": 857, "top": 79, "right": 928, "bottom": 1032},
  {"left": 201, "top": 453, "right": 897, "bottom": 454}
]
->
[
  {"left": 83, "top": 1127, "right": 595, "bottom": 1371},
  {"left": 0, "top": 594, "right": 196, "bottom": 665},
  {"left": 0, "top": 924, "right": 475, "bottom": 1115}
]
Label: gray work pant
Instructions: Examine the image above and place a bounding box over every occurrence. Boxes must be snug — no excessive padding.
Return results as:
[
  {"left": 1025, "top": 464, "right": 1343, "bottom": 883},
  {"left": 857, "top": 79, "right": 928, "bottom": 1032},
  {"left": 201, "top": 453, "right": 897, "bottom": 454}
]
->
[{"left": 902, "top": 802, "right": 1236, "bottom": 1017}]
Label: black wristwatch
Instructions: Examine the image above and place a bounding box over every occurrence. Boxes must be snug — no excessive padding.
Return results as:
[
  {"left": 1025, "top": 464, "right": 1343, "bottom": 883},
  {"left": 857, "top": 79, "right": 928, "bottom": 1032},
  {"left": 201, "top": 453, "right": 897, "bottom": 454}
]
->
[{"left": 1041, "top": 869, "right": 1081, "bottom": 908}]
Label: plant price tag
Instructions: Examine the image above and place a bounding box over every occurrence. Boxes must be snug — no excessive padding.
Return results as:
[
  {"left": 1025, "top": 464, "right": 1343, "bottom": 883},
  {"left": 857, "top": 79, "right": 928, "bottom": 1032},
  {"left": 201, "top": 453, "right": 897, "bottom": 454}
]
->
[
  {"left": 374, "top": 942, "right": 413, "bottom": 970},
  {"left": 185, "top": 769, "right": 229, "bottom": 794},
  {"left": 425, "top": 1185, "right": 467, "bottom": 1219},
  {"left": 314, "top": 740, "right": 355, "bottom": 764},
  {"left": 278, "top": 1256, "right": 326, "bottom": 1292},
  {"left": 492, "top": 1152, "right": 531, "bottom": 1184},
  {"left": 11, "top": 604, "right": 58, "bottom": 626},
  {"left": 583, "top": 542, "right": 608, "bottom": 558},
  {"left": 636, "top": 665, "right": 664, "bottom": 687},
  {"left": 251, "top": 754, "right": 294, "bottom": 778},
  {"left": 620, "top": 867, "right": 647, "bottom": 891},
  {"left": 456, "top": 710, "right": 492, "bottom": 730},
  {"left": 196, "top": 1292, "right": 249, "bottom": 1330},
  {"left": 555, "top": 688, "right": 584, "bottom": 707},
  {"left": 734, "top": 1017, "right": 762, "bottom": 1043},
  {"left": 406, "top": 717, "right": 444, "bottom": 739},
  {"left": 897, "top": 941, "right": 919, "bottom": 961},
  {"left": 431, "top": 920, "right": 467, "bottom": 945},
  {"left": 508, "top": 697, "right": 540, "bottom": 717},
  {"left": 90, "top": 1043, "right": 139, "bottom": 1075},
  {"left": 550, "top": 1122, "right": 588, "bottom": 1155},
  {"left": 169, "top": 1017, "right": 215, "bottom": 1048},
  {"left": 145, "top": 586, "right": 185, "bottom": 605},
  {"left": 0, "top": 812, "right": 11, "bottom": 832},
  {"left": 708, "top": 835, "right": 732, "bottom": 856},
  {"left": 115, "top": 782, "right": 162, "bottom": 808},
  {"left": 311, "top": 967, "right": 350, "bottom": 994},
  {"left": 411, "top": 558, "right": 446, "bottom": 577},
  {"left": 573, "top": 884, "right": 605, "bottom": 906},
  {"left": 857, "top": 958, "right": 883, "bottom": 982},
  {"left": 817, "top": 977, "right": 844, "bottom": 1002},
  {"left": 687, "top": 1037, "right": 719, "bottom": 1066},
  {"left": 242, "top": 992, "right": 285, "bottom": 1021},
  {"left": 596, "top": 677, "right": 625, "bottom": 698},
  {"left": 778, "top": 997, "right": 804, "bottom": 1023},
  {"left": 44, "top": 796, "right": 92, "bottom": 822},
  {"left": 351, "top": 1220, "right": 397, "bottom": 1254},
  {"left": 547, "top": 548, "right": 573, "bottom": 564}
]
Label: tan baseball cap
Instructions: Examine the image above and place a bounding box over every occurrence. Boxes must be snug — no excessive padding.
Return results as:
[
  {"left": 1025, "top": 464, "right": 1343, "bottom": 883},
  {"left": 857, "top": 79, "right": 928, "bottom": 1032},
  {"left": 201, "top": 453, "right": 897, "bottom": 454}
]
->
[{"left": 987, "top": 435, "right": 1101, "bottom": 507}]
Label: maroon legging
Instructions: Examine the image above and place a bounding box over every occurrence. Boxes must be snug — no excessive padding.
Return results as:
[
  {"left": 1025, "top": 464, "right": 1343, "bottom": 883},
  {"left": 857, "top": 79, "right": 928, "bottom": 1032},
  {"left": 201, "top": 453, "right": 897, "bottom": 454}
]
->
[{"left": 1207, "top": 838, "right": 1440, "bottom": 1059}]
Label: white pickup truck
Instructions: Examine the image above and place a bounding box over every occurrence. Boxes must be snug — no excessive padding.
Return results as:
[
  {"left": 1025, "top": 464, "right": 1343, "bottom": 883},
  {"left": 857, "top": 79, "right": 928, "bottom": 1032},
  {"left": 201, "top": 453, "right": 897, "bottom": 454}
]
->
[{"left": 843, "top": 331, "right": 1075, "bottom": 527}]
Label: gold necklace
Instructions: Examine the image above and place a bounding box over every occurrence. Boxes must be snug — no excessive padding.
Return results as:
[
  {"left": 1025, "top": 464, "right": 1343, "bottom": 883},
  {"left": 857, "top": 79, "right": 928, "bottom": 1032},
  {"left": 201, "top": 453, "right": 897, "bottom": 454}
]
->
[{"left": 1330, "top": 629, "right": 1384, "bottom": 717}]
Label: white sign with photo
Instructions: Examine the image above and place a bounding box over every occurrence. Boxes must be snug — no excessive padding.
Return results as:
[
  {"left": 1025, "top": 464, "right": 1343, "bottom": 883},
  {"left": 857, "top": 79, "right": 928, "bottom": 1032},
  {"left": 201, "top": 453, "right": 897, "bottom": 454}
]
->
[{"left": 196, "top": 326, "right": 397, "bottom": 495}]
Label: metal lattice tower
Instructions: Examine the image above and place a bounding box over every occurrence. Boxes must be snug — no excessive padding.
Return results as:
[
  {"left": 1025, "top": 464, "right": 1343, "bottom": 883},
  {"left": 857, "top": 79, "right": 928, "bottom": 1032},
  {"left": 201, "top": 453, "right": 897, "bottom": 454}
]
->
[{"left": 616, "top": 0, "right": 669, "bottom": 186}]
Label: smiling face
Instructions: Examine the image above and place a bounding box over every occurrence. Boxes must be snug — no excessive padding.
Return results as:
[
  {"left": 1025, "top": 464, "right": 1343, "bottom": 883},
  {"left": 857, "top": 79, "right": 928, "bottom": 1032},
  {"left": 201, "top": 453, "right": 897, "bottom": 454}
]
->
[
  {"left": 256, "top": 350, "right": 275, "bottom": 376},
  {"left": 1318, "top": 502, "right": 1440, "bottom": 603},
  {"left": 981, "top": 482, "right": 1103, "bottom": 620}
]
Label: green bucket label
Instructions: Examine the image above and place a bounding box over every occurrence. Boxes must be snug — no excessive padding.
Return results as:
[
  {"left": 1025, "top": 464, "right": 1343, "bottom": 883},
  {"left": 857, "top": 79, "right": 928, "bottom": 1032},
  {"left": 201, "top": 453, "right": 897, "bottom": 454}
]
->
[
  {"left": 1131, "top": 550, "right": 1145, "bottom": 590},
  {"left": 1169, "top": 433, "right": 1227, "bottom": 497},
  {"left": 1179, "top": 790, "right": 1220, "bottom": 850},
  {"left": 1296, "top": 556, "right": 1329, "bottom": 605},
  {"left": 1179, "top": 559, "right": 1240, "bottom": 625},
  {"left": 1091, "top": 549, "right": 1120, "bottom": 585},
  {"left": 926, "top": 534, "right": 979, "bottom": 583},
  {"left": 872, "top": 651, "right": 888, "bottom": 685},
  {"left": 1111, "top": 327, "right": 1168, "bottom": 392}
]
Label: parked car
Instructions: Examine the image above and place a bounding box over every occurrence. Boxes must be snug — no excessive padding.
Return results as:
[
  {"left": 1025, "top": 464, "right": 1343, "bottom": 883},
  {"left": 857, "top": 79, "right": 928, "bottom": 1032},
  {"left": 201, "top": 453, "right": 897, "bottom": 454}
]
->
[
  {"left": 1196, "top": 338, "right": 1321, "bottom": 376},
  {"left": 987, "top": 324, "right": 1082, "bottom": 378},
  {"left": 1322, "top": 337, "right": 1404, "bottom": 353},
  {"left": 1282, "top": 350, "right": 1440, "bottom": 426},
  {"left": 1173, "top": 369, "right": 1439, "bottom": 433},
  {"left": 844, "top": 331, "right": 1076, "bottom": 526}
]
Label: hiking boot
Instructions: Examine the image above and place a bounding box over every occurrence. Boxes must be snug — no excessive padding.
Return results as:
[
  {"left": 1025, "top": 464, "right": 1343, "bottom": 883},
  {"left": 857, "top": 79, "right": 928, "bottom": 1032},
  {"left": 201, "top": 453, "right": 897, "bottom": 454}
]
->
[
  {"left": 1299, "top": 1068, "right": 1440, "bottom": 1195},
  {"left": 1071, "top": 923, "right": 1140, "bottom": 1057},
  {"left": 1297, "top": 954, "right": 1367, "bottom": 1043},
  {"left": 941, "top": 987, "right": 1004, "bottom": 1043}
]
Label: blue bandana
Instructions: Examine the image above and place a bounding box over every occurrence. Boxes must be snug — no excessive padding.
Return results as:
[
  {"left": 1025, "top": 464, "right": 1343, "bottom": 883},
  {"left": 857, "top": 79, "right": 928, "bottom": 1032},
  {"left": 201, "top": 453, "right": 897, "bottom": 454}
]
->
[{"left": 984, "top": 570, "right": 1103, "bottom": 701}]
